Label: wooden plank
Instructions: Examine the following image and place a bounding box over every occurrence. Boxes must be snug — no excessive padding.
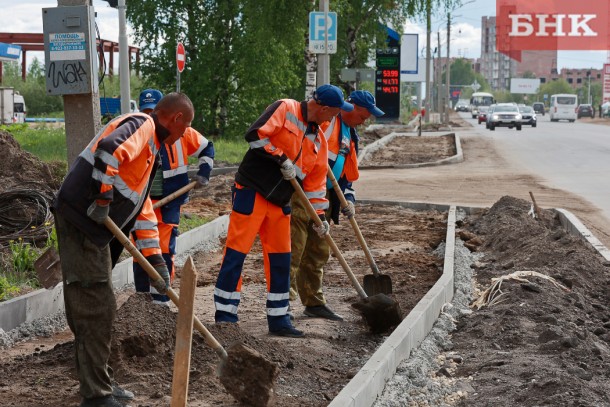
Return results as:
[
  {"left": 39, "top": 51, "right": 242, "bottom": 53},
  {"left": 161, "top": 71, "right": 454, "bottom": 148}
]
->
[{"left": 171, "top": 256, "right": 198, "bottom": 407}]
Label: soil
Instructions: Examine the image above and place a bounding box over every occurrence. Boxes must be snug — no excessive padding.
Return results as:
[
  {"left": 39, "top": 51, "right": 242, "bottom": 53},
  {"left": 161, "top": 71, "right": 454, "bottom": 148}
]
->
[
  {"left": 359, "top": 134, "right": 456, "bottom": 167},
  {"left": 3, "top": 115, "right": 610, "bottom": 406}
]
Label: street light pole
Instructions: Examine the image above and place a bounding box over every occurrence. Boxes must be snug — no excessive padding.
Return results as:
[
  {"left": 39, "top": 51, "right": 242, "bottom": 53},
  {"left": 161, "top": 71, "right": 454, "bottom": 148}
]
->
[
  {"left": 445, "top": 12, "right": 451, "bottom": 124},
  {"left": 587, "top": 71, "right": 591, "bottom": 105},
  {"left": 424, "top": 0, "right": 431, "bottom": 123}
]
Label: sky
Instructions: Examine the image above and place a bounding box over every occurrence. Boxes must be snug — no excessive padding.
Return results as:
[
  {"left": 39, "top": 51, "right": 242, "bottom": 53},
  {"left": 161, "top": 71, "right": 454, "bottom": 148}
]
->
[{"left": 0, "top": 0, "right": 607, "bottom": 73}]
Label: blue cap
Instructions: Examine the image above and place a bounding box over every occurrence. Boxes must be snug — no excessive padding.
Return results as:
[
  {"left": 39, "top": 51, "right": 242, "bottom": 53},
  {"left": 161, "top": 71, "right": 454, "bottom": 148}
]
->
[
  {"left": 313, "top": 84, "right": 354, "bottom": 112},
  {"left": 348, "top": 90, "right": 385, "bottom": 117},
  {"left": 139, "top": 89, "right": 163, "bottom": 111}
]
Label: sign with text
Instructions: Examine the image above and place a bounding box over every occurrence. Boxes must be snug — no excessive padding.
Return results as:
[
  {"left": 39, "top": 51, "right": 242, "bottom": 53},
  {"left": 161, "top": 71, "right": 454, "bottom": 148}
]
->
[
  {"left": 375, "top": 46, "right": 400, "bottom": 120},
  {"left": 309, "top": 12, "right": 337, "bottom": 54},
  {"left": 0, "top": 42, "right": 21, "bottom": 63},
  {"left": 510, "top": 78, "right": 540, "bottom": 94},
  {"left": 496, "top": 1, "right": 610, "bottom": 62}
]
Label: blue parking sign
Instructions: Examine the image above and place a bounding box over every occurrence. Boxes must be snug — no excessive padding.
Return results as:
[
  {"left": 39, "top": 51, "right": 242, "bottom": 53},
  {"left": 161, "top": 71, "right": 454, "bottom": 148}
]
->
[{"left": 309, "top": 12, "right": 337, "bottom": 54}]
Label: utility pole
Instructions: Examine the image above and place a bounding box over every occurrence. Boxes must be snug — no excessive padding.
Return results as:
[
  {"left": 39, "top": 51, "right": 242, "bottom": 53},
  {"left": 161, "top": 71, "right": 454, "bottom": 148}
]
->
[
  {"left": 316, "top": 0, "right": 330, "bottom": 86},
  {"left": 437, "top": 31, "right": 441, "bottom": 118},
  {"left": 445, "top": 12, "right": 451, "bottom": 124},
  {"left": 424, "top": 0, "right": 431, "bottom": 123},
  {"left": 57, "top": 0, "right": 101, "bottom": 167},
  {"left": 118, "top": 0, "right": 130, "bottom": 113}
]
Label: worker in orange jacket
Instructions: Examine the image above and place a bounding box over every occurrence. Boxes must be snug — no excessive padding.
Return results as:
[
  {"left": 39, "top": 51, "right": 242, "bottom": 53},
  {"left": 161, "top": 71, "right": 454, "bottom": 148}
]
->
[
  {"left": 53, "top": 93, "right": 194, "bottom": 407},
  {"left": 213, "top": 84, "right": 353, "bottom": 338},
  {"left": 132, "top": 89, "right": 215, "bottom": 305},
  {"left": 289, "top": 90, "right": 384, "bottom": 321}
]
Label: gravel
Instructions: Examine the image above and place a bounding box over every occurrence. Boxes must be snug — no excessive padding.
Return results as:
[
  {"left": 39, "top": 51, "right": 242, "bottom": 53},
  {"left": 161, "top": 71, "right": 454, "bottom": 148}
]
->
[{"left": 373, "top": 210, "right": 480, "bottom": 407}]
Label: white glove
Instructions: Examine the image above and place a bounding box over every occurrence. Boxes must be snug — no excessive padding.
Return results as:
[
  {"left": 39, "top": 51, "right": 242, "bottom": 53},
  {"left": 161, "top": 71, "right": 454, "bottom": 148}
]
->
[
  {"left": 341, "top": 201, "right": 355, "bottom": 218},
  {"left": 194, "top": 175, "right": 209, "bottom": 189},
  {"left": 313, "top": 220, "right": 330, "bottom": 238},
  {"left": 280, "top": 159, "right": 296, "bottom": 180}
]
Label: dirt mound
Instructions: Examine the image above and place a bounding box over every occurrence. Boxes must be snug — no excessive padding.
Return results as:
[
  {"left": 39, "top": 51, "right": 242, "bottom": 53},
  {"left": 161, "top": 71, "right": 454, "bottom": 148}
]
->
[
  {"left": 453, "top": 196, "right": 610, "bottom": 406},
  {"left": 0, "top": 131, "right": 59, "bottom": 192}
]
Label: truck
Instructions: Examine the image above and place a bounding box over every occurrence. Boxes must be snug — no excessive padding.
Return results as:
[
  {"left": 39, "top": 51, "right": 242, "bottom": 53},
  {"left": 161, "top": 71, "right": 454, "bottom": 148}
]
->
[
  {"left": 100, "top": 97, "right": 139, "bottom": 117},
  {"left": 0, "top": 87, "right": 26, "bottom": 124}
]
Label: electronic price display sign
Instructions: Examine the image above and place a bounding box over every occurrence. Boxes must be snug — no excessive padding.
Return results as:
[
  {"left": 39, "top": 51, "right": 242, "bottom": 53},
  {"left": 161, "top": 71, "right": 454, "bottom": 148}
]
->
[{"left": 375, "top": 46, "right": 400, "bottom": 120}]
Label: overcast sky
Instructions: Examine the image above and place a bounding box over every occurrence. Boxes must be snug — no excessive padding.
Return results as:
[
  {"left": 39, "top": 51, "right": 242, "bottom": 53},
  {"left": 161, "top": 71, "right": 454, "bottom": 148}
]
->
[{"left": 0, "top": 0, "right": 606, "bottom": 72}]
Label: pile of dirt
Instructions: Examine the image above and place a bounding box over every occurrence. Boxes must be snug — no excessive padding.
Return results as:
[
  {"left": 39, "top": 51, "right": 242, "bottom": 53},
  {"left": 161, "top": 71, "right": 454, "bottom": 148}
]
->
[
  {"left": 182, "top": 173, "right": 233, "bottom": 219},
  {"left": 0, "top": 131, "right": 59, "bottom": 193},
  {"left": 453, "top": 196, "right": 610, "bottom": 406},
  {"left": 360, "top": 134, "right": 456, "bottom": 167}
]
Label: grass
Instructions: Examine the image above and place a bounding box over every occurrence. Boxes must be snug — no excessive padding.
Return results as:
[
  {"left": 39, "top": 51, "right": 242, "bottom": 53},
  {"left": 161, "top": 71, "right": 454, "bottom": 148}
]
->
[
  {"left": 2, "top": 124, "right": 67, "bottom": 162},
  {"left": 178, "top": 213, "right": 213, "bottom": 234}
]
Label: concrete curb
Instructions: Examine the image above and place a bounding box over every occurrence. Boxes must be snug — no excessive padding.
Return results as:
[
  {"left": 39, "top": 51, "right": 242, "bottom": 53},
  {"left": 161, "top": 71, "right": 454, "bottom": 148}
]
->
[
  {"left": 0, "top": 215, "right": 229, "bottom": 332},
  {"left": 329, "top": 203, "right": 457, "bottom": 407},
  {"left": 358, "top": 132, "right": 463, "bottom": 170}
]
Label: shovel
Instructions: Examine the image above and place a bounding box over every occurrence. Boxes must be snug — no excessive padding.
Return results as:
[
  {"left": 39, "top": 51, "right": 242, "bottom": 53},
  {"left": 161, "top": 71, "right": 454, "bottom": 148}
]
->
[
  {"left": 326, "top": 166, "right": 393, "bottom": 296},
  {"left": 103, "top": 217, "right": 278, "bottom": 407},
  {"left": 289, "top": 178, "right": 402, "bottom": 333},
  {"left": 34, "top": 246, "right": 62, "bottom": 289},
  {"left": 152, "top": 181, "right": 197, "bottom": 209}
]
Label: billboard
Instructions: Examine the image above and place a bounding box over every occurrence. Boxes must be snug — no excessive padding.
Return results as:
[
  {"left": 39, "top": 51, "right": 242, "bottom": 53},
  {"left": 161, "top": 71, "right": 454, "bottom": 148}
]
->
[
  {"left": 400, "top": 34, "right": 425, "bottom": 82},
  {"left": 510, "top": 78, "right": 540, "bottom": 94}
]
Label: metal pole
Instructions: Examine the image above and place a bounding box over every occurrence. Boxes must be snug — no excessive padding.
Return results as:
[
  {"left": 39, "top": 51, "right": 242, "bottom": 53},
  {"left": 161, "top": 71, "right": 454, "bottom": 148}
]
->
[
  {"left": 424, "top": 0, "right": 431, "bottom": 123},
  {"left": 437, "top": 31, "right": 441, "bottom": 117},
  {"left": 316, "top": 0, "right": 330, "bottom": 86},
  {"left": 118, "top": 0, "right": 130, "bottom": 113},
  {"left": 445, "top": 12, "right": 451, "bottom": 124},
  {"left": 177, "top": 70, "right": 181, "bottom": 93}
]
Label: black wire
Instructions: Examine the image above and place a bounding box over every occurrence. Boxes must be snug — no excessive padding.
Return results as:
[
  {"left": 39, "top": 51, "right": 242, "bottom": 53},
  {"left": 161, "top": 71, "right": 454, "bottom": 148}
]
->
[{"left": 0, "top": 187, "right": 54, "bottom": 247}]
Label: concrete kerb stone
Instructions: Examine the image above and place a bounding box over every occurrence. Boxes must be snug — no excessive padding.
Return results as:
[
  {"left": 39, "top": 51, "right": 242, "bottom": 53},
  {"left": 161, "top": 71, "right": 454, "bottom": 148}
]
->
[
  {"left": 554, "top": 208, "right": 610, "bottom": 262},
  {"left": 358, "top": 132, "right": 463, "bottom": 170},
  {"left": 0, "top": 215, "right": 230, "bottom": 332},
  {"left": 329, "top": 203, "right": 458, "bottom": 407}
]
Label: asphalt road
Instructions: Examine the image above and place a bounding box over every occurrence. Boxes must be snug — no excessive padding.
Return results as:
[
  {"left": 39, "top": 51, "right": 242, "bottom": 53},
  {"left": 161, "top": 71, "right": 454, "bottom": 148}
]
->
[{"left": 462, "top": 112, "right": 610, "bottom": 222}]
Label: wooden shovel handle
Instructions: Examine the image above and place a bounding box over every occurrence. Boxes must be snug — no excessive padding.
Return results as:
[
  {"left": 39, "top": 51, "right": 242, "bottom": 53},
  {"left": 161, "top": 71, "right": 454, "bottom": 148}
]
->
[
  {"left": 326, "top": 166, "right": 381, "bottom": 277},
  {"left": 153, "top": 181, "right": 198, "bottom": 209},
  {"left": 289, "top": 178, "right": 367, "bottom": 299},
  {"left": 104, "top": 217, "right": 228, "bottom": 360}
]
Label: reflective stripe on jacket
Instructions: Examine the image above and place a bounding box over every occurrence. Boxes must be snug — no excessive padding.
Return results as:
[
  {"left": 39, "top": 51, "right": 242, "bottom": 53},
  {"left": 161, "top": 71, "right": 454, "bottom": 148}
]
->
[
  {"left": 235, "top": 99, "right": 328, "bottom": 212},
  {"left": 152, "top": 127, "right": 215, "bottom": 203},
  {"left": 322, "top": 114, "right": 359, "bottom": 201},
  {"left": 53, "top": 113, "right": 164, "bottom": 262}
]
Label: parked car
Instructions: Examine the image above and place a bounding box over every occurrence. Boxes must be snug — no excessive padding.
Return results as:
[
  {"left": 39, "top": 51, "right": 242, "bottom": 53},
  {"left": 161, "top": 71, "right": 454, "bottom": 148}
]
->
[
  {"left": 455, "top": 99, "right": 469, "bottom": 112},
  {"left": 519, "top": 106, "right": 537, "bottom": 127},
  {"left": 487, "top": 103, "right": 522, "bottom": 131},
  {"left": 577, "top": 104, "right": 594, "bottom": 119},
  {"left": 532, "top": 102, "right": 545, "bottom": 116}
]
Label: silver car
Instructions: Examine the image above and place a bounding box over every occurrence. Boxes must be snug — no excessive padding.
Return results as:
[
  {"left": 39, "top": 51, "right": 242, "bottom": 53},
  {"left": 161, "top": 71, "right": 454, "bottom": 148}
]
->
[{"left": 488, "top": 104, "right": 523, "bottom": 131}]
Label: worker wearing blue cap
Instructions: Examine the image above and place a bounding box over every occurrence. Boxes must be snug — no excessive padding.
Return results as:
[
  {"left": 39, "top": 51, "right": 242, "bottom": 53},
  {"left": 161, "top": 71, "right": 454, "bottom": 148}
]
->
[{"left": 289, "top": 90, "right": 384, "bottom": 321}]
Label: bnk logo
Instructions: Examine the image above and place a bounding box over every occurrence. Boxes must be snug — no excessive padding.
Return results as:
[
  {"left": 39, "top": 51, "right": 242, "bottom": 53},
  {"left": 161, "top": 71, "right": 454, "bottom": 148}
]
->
[{"left": 496, "top": 0, "right": 609, "bottom": 62}]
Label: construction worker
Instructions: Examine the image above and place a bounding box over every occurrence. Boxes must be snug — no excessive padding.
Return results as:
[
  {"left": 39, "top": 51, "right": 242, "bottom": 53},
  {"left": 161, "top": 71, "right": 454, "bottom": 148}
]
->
[
  {"left": 289, "top": 90, "right": 384, "bottom": 321},
  {"left": 213, "top": 84, "right": 353, "bottom": 338},
  {"left": 52, "top": 93, "right": 194, "bottom": 407},
  {"left": 132, "top": 89, "right": 215, "bottom": 305}
]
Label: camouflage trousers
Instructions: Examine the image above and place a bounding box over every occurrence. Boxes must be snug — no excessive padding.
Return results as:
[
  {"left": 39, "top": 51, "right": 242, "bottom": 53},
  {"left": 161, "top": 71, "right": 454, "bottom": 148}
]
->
[{"left": 289, "top": 195, "right": 330, "bottom": 306}]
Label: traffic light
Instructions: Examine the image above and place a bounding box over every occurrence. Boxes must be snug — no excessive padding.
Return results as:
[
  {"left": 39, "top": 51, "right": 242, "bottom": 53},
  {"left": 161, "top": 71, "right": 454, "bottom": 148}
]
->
[{"left": 103, "top": 0, "right": 118, "bottom": 8}]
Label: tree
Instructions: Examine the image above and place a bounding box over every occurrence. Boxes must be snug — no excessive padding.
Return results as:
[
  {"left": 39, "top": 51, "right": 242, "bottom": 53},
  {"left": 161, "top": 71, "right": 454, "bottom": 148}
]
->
[{"left": 536, "top": 79, "right": 573, "bottom": 103}]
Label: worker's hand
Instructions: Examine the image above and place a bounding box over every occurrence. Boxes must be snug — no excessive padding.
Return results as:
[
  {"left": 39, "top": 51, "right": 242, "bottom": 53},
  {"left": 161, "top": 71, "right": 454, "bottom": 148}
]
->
[
  {"left": 313, "top": 220, "right": 330, "bottom": 238},
  {"left": 150, "top": 263, "right": 170, "bottom": 294},
  {"left": 86, "top": 201, "right": 109, "bottom": 224},
  {"left": 194, "top": 175, "right": 209, "bottom": 189},
  {"left": 280, "top": 158, "right": 296, "bottom": 180},
  {"left": 341, "top": 201, "right": 356, "bottom": 219}
]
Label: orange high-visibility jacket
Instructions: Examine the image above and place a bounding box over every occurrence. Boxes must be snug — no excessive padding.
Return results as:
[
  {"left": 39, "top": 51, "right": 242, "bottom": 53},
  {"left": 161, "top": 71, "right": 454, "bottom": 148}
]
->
[
  {"left": 235, "top": 99, "right": 329, "bottom": 213},
  {"left": 322, "top": 115, "right": 359, "bottom": 184},
  {"left": 53, "top": 113, "right": 164, "bottom": 263}
]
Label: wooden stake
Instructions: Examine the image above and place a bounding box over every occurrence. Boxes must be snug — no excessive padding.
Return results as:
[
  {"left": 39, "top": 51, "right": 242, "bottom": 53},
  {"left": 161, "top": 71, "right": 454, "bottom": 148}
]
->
[
  {"left": 171, "top": 257, "right": 198, "bottom": 407},
  {"left": 529, "top": 191, "right": 542, "bottom": 219}
]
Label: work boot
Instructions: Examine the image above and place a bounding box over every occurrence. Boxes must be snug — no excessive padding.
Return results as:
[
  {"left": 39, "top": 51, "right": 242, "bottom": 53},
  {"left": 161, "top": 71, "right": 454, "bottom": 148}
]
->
[
  {"left": 304, "top": 305, "right": 344, "bottom": 321},
  {"left": 112, "top": 385, "right": 134, "bottom": 400},
  {"left": 269, "top": 325, "right": 304, "bottom": 338},
  {"left": 79, "top": 395, "right": 125, "bottom": 407}
]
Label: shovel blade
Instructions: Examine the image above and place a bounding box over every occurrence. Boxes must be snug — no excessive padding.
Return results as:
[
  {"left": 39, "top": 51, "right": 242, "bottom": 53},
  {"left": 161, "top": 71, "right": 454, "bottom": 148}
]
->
[
  {"left": 363, "top": 273, "right": 393, "bottom": 296},
  {"left": 34, "top": 247, "right": 62, "bottom": 289}
]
